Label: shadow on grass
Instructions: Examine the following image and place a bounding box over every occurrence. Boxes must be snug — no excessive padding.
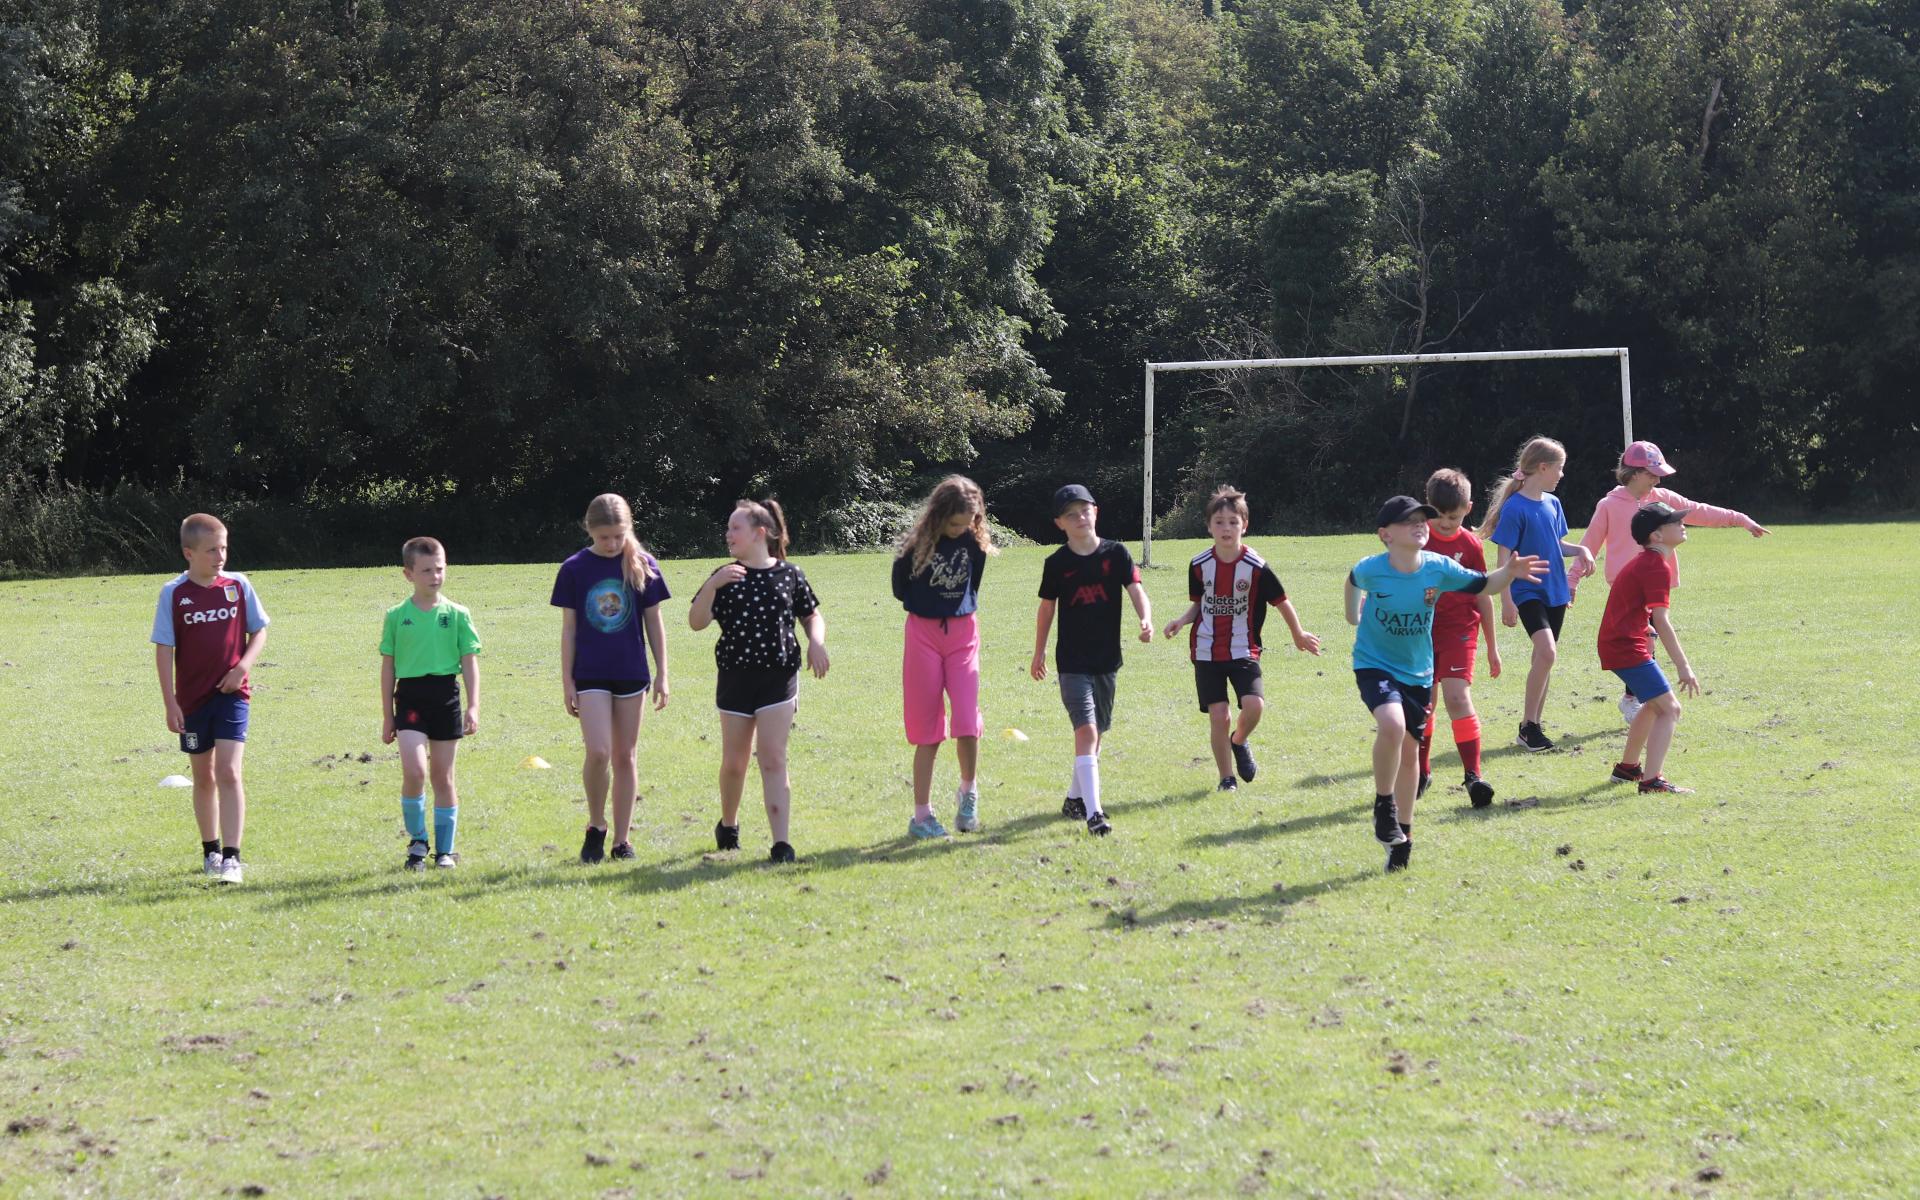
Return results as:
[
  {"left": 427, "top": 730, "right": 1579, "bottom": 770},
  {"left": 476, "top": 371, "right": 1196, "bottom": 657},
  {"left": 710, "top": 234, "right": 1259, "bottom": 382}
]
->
[
  {"left": 1184, "top": 800, "right": 1369, "bottom": 847},
  {"left": 1103, "top": 867, "right": 1379, "bottom": 930},
  {"left": 1437, "top": 776, "right": 1632, "bottom": 822}
]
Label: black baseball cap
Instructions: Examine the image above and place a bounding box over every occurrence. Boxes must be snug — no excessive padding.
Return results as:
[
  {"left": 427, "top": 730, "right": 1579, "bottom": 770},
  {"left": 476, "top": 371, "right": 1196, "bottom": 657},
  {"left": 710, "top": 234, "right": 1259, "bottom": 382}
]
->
[
  {"left": 1053, "top": 484, "right": 1096, "bottom": 515},
  {"left": 1630, "top": 500, "right": 1689, "bottom": 545},
  {"left": 1375, "top": 495, "right": 1439, "bottom": 526}
]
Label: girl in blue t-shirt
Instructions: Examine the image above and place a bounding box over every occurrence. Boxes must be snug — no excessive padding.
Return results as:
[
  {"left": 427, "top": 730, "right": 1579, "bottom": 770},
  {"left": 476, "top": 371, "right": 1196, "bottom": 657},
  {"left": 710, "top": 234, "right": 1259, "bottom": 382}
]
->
[
  {"left": 1477, "top": 436, "right": 1595, "bottom": 753},
  {"left": 550, "top": 494, "right": 672, "bottom": 865}
]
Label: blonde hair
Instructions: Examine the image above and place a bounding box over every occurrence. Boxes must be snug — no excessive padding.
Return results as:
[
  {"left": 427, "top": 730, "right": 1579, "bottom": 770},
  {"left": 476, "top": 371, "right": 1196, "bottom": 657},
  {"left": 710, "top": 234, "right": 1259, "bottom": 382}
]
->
[
  {"left": 1477, "top": 436, "right": 1566, "bottom": 538},
  {"left": 735, "top": 498, "right": 790, "bottom": 560},
  {"left": 1615, "top": 458, "right": 1650, "bottom": 486},
  {"left": 583, "top": 493, "right": 653, "bottom": 590},
  {"left": 400, "top": 536, "right": 444, "bottom": 568},
  {"left": 1204, "top": 485, "right": 1250, "bottom": 524},
  {"left": 898, "top": 475, "right": 995, "bottom": 577},
  {"left": 180, "top": 513, "right": 226, "bottom": 549}
]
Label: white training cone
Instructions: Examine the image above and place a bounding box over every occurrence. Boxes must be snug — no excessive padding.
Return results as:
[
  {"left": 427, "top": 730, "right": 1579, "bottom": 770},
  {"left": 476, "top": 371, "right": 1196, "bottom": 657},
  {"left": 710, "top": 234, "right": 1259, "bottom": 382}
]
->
[
  {"left": 1002, "top": 728, "right": 1029, "bottom": 742},
  {"left": 158, "top": 774, "right": 192, "bottom": 788},
  {"left": 520, "top": 755, "right": 553, "bottom": 770}
]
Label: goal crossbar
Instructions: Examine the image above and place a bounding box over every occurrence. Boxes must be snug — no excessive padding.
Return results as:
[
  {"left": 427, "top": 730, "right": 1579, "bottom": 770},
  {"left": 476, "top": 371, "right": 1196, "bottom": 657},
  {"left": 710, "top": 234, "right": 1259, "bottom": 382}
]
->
[{"left": 1140, "top": 346, "right": 1633, "bottom": 565}]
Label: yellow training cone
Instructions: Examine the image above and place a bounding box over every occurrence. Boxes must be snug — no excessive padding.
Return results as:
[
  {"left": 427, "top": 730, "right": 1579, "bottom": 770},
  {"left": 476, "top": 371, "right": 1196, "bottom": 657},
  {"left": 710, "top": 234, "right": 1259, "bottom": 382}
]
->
[
  {"left": 520, "top": 755, "right": 553, "bottom": 770},
  {"left": 1002, "top": 728, "right": 1029, "bottom": 742}
]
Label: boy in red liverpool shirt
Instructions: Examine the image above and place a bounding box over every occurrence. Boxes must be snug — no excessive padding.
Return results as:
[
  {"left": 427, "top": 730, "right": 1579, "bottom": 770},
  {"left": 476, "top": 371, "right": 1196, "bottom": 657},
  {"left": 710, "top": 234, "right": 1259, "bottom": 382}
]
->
[
  {"left": 151, "top": 514, "right": 271, "bottom": 883},
  {"left": 1417, "top": 469, "right": 1501, "bottom": 808},
  {"left": 1597, "top": 502, "right": 1700, "bottom": 794}
]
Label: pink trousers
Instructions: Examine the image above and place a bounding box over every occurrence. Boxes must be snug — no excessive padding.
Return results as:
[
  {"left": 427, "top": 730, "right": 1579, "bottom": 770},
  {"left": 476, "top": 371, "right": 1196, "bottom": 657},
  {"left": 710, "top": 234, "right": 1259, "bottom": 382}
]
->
[{"left": 902, "top": 614, "right": 983, "bottom": 746}]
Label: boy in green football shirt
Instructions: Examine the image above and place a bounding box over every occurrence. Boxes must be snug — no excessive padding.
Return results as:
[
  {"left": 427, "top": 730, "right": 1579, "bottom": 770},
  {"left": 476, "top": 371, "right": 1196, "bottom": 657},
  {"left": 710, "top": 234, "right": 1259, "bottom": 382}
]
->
[{"left": 380, "top": 537, "right": 482, "bottom": 869}]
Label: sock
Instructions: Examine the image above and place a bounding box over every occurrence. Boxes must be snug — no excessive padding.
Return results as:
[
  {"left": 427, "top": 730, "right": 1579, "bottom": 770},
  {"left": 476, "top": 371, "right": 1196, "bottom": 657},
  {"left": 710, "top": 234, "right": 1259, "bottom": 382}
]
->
[
  {"left": 222, "top": 844, "right": 240, "bottom": 861},
  {"left": 958, "top": 777, "right": 976, "bottom": 795},
  {"left": 201, "top": 839, "right": 219, "bottom": 857},
  {"left": 1417, "top": 710, "right": 1434, "bottom": 777},
  {"left": 1065, "top": 764, "right": 1082, "bottom": 800},
  {"left": 434, "top": 805, "right": 457, "bottom": 857},
  {"left": 1399, "top": 822, "right": 1412, "bottom": 837},
  {"left": 1451, "top": 716, "right": 1482, "bottom": 776},
  {"left": 913, "top": 803, "right": 934, "bottom": 821},
  {"left": 1074, "top": 754, "right": 1103, "bottom": 816},
  {"left": 401, "top": 794, "right": 428, "bottom": 841}
]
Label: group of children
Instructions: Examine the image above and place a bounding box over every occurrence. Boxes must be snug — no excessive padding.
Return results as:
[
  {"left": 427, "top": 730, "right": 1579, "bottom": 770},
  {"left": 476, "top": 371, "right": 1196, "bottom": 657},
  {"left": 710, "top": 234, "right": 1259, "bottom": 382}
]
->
[{"left": 150, "top": 437, "right": 1764, "bottom": 882}]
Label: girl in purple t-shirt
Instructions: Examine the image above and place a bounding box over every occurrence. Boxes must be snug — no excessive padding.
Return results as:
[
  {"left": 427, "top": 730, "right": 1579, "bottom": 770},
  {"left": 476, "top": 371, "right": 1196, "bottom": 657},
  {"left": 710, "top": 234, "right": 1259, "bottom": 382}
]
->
[{"left": 549, "top": 493, "right": 671, "bottom": 864}]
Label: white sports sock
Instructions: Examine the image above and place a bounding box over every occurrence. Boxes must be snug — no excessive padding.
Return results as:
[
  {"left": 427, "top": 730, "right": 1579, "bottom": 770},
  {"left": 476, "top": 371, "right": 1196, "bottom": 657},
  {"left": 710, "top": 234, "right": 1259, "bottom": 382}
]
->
[
  {"left": 958, "top": 777, "right": 976, "bottom": 796},
  {"left": 1074, "top": 755, "right": 1102, "bottom": 815},
  {"left": 1065, "top": 764, "right": 1081, "bottom": 799}
]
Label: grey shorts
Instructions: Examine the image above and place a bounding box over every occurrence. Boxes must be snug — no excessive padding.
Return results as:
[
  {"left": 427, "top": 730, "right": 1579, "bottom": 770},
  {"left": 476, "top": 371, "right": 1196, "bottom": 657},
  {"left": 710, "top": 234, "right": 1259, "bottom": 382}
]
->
[{"left": 1058, "top": 672, "right": 1117, "bottom": 734}]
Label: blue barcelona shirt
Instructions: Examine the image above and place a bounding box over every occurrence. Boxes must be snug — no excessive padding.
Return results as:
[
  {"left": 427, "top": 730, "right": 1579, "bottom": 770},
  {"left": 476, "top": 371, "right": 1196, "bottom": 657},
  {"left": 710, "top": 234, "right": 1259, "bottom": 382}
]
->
[{"left": 1349, "top": 551, "right": 1488, "bottom": 686}]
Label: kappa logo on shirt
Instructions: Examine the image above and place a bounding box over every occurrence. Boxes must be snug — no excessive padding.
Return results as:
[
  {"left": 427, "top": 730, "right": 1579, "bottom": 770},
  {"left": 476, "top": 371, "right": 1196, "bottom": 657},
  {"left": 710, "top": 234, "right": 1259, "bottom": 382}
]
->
[
  {"left": 401, "top": 618, "right": 413, "bottom": 626},
  {"left": 179, "top": 596, "right": 193, "bottom": 606}
]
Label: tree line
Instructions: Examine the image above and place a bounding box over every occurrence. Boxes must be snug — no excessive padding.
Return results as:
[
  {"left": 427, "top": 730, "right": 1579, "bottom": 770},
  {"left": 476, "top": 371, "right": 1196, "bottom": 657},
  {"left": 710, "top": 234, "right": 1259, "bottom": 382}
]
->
[{"left": 3, "top": 0, "right": 1915, "bottom": 572}]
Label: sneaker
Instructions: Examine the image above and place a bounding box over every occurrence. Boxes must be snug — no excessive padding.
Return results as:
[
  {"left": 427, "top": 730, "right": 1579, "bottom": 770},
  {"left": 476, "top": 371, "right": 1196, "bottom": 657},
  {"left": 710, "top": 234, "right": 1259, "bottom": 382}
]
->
[
  {"left": 1230, "top": 738, "right": 1257, "bottom": 783},
  {"left": 1061, "top": 796, "right": 1087, "bottom": 821},
  {"left": 405, "top": 839, "right": 429, "bottom": 871},
  {"left": 1416, "top": 773, "right": 1432, "bottom": 800},
  {"left": 1618, "top": 691, "right": 1643, "bottom": 724},
  {"left": 908, "top": 814, "right": 949, "bottom": 839},
  {"left": 955, "top": 790, "right": 981, "bottom": 833},
  {"left": 609, "top": 842, "right": 636, "bottom": 861},
  {"left": 1610, "top": 762, "right": 1645, "bottom": 784},
  {"left": 1373, "top": 796, "right": 1407, "bottom": 846},
  {"left": 1217, "top": 777, "right": 1238, "bottom": 792},
  {"left": 218, "top": 857, "right": 244, "bottom": 885},
  {"left": 769, "top": 841, "right": 796, "bottom": 864},
  {"left": 203, "top": 851, "right": 223, "bottom": 878},
  {"left": 1086, "top": 811, "right": 1112, "bottom": 837},
  {"left": 1516, "top": 721, "right": 1555, "bottom": 752},
  {"left": 435, "top": 853, "right": 458, "bottom": 869},
  {"left": 1386, "top": 839, "right": 1412, "bottom": 872},
  {"left": 580, "top": 825, "right": 607, "bottom": 864},
  {"left": 714, "top": 821, "right": 740, "bottom": 851},
  {"left": 1638, "top": 776, "right": 1695, "bottom": 795},
  {"left": 1464, "top": 773, "right": 1495, "bottom": 809}
]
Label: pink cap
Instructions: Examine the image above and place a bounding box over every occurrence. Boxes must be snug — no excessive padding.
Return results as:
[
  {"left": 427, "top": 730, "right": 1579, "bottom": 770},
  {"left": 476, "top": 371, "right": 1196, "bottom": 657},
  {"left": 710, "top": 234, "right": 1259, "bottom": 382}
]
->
[{"left": 1622, "top": 440, "right": 1676, "bottom": 476}]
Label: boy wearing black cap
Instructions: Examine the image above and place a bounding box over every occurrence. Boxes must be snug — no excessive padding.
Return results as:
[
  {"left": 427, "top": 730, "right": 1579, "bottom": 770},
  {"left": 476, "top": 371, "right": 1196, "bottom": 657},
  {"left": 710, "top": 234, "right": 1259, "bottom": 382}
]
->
[
  {"left": 1031, "top": 484, "right": 1153, "bottom": 835},
  {"left": 1596, "top": 501, "right": 1701, "bottom": 794},
  {"left": 1345, "top": 496, "right": 1547, "bottom": 870}
]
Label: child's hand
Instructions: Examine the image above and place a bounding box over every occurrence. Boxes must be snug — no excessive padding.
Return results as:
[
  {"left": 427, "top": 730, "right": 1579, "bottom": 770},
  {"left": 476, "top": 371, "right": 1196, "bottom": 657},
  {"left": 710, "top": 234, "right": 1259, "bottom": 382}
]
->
[
  {"left": 1508, "top": 553, "right": 1549, "bottom": 583},
  {"left": 463, "top": 706, "right": 480, "bottom": 736},
  {"left": 217, "top": 665, "right": 247, "bottom": 693},
  {"left": 164, "top": 700, "right": 185, "bottom": 735},
  {"left": 1571, "top": 545, "right": 1595, "bottom": 570},
  {"left": 1488, "top": 646, "right": 1503, "bottom": 678},
  {"left": 807, "top": 640, "right": 830, "bottom": 679},
  {"left": 382, "top": 715, "right": 397, "bottom": 745},
  {"left": 1137, "top": 619, "right": 1153, "bottom": 644},
  {"left": 1161, "top": 617, "right": 1182, "bottom": 640},
  {"left": 1746, "top": 520, "right": 1770, "bottom": 537},
  {"left": 709, "top": 563, "right": 747, "bottom": 591},
  {"left": 1029, "top": 652, "right": 1047, "bottom": 682},
  {"left": 1501, "top": 601, "right": 1519, "bottom": 628},
  {"left": 1293, "top": 629, "right": 1321, "bottom": 655},
  {"left": 651, "top": 674, "right": 670, "bottom": 711},
  {"left": 1677, "top": 670, "right": 1702, "bottom": 697},
  {"left": 563, "top": 681, "right": 579, "bottom": 718}
]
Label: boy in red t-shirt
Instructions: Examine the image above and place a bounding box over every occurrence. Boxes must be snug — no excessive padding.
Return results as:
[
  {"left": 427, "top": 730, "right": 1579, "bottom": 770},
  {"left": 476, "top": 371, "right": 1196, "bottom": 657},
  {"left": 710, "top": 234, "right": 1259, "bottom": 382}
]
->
[
  {"left": 151, "top": 514, "right": 271, "bottom": 883},
  {"left": 1417, "top": 469, "right": 1501, "bottom": 807},
  {"left": 1597, "top": 502, "right": 1700, "bottom": 794}
]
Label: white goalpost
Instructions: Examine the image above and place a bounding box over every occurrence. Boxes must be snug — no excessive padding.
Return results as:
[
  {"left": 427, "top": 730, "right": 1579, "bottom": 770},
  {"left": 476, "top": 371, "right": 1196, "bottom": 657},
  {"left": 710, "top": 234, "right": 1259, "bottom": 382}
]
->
[{"left": 1139, "top": 346, "right": 1633, "bottom": 566}]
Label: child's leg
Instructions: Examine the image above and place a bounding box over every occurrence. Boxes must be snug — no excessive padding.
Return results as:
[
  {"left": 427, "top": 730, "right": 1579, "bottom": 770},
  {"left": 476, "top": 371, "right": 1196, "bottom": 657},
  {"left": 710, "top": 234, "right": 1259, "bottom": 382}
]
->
[
  {"left": 911, "top": 743, "right": 942, "bottom": 815},
  {"left": 947, "top": 620, "right": 983, "bottom": 793},
  {"left": 1642, "top": 692, "right": 1683, "bottom": 779},
  {"left": 212, "top": 739, "right": 245, "bottom": 853},
  {"left": 1621, "top": 699, "right": 1658, "bottom": 766},
  {"left": 1072, "top": 722, "right": 1102, "bottom": 814},
  {"left": 576, "top": 692, "right": 614, "bottom": 831},
  {"left": 189, "top": 750, "right": 218, "bottom": 843},
  {"left": 397, "top": 730, "right": 430, "bottom": 844},
  {"left": 718, "top": 713, "right": 756, "bottom": 829},
  {"left": 1207, "top": 701, "right": 1234, "bottom": 778},
  {"left": 609, "top": 695, "right": 645, "bottom": 846},
  {"left": 955, "top": 736, "right": 979, "bottom": 790},
  {"left": 1370, "top": 703, "right": 1409, "bottom": 797},
  {"left": 1233, "top": 694, "right": 1264, "bottom": 745},
  {"left": 1440, "top": 679, "right": 1482, "bottom": 777},
  {"left": 1523, "top": 627, "right": 1557, "bottom": 723},
  {"left": 754, "top": 704, "right": 796, "bottom": 844},
  {"left": 428, "top": 739, "right": 460, "bottom": 855},
  {"left": 1395, "top": 728, "right": 1421, "bottom": 826},
  {"left": 1416, "top": 700, "right": 1435, "bottom": 778},
  {"left": 904, "top": 617, "right": 947, "bottom": 815}
]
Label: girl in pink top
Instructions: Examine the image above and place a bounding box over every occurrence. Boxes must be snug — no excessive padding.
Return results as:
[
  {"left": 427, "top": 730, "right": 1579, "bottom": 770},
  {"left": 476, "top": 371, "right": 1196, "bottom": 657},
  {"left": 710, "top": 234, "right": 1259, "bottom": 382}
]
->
[{"left": 1570, "top": 441, "right": 1769, "bottom": 592}]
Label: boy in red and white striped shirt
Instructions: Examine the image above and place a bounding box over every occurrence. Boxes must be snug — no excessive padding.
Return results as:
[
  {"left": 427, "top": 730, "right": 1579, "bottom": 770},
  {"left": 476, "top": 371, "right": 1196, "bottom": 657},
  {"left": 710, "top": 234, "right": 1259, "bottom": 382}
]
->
[{"left": 1163, "top": 487, "right": 1320, "bottom": 791}]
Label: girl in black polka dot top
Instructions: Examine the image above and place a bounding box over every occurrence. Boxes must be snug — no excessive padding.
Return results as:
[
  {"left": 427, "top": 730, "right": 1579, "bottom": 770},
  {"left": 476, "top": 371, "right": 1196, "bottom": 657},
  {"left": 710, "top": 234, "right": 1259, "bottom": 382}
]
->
[{"left": 688, "top": 499, "right": 829, "bottom": 863}]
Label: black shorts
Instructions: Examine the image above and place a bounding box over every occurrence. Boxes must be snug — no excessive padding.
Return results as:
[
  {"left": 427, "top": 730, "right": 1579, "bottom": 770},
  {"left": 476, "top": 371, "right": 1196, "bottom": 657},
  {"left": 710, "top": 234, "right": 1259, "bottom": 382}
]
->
[
  {"left": 1194, "top": 659, "right": 1264, "bottom": 711},
  {"left": 1516, "top": 599, "right": 1566, "bottom": 639},
  {"left": 1354, "top": 669, "right": 1431, "bottom": 738},
  {"left": 716, "top": 667, "right": 797, "bottom": 717},
  {"left": 574, "top": 677, "right": 648, "bottom": 699},
  {"left": 394, "top": 674, "right": 463, "bottom": 741}
]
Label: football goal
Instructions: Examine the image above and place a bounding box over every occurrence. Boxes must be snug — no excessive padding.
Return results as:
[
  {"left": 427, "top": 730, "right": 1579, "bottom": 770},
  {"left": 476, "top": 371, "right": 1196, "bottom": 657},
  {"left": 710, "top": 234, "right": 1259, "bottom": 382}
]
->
[{"left": 1139, "top": 346, "right": 1633, "bottom": 566}]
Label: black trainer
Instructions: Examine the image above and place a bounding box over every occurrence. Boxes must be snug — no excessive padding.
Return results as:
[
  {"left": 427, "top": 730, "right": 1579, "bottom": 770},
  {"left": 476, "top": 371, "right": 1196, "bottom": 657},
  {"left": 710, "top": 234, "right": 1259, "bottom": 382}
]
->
[
  {"left": 769, "top": 841, "right": 796, "bottom": 863},
  {"left": 1386, "top": 839, "right": 1412, "bottom": 872},
  {"left": 714, "top": 821, "right": 740, "bottom": 851},
  {"left": 610, "top": 842, "right": 636, "bottom": 861},
  {"left": 1230, "top": 738, "right": 1257, "bottom": 783},
  {"left": 1061, "top": 796, "right": 1087, "bottom": 820},
  {"left": 1216, "top": 777, "right": 1238, "bottom": 792},
  {"left": 1464, "top": 773, "right": 1495, "bottom": 808},
  {"left": 1516, "top": 721, "right": 1555, "bottom": 752},
  {"left": 579, "top": 825, "right": 607, "bottom": 864},
  {"left": 405, "top": 839, "right": 429, "bottom": 872},
  {"left": 1086, "top": 811, "right": 1112, "bottom": 837},
  {"left": 1416, "top": 773, "right": 1432, "bottom": 799},
  {"left": 1373, "top": 797, "right": 1407, "bottom": 846}
]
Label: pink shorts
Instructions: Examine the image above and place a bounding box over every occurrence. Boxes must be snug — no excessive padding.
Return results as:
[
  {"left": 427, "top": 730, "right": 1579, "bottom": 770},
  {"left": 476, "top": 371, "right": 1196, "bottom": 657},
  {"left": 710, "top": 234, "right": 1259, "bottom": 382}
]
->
[{"left": 903, "top": 614, "right": 983, "bottom": 746}]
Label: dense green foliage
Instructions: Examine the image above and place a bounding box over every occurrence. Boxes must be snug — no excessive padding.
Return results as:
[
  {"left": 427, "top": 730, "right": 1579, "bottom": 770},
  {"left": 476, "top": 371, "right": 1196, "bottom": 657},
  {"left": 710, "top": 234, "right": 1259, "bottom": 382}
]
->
[{"left": 3, "top": 1, "right": 1916, "bottom": 571}]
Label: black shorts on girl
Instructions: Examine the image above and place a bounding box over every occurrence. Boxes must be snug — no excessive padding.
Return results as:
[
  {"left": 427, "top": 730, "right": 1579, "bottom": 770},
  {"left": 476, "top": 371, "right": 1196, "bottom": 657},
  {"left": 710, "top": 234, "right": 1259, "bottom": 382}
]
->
[
  {"left": 716, "top": 667, "right": 798, "bottom": 717},
  {"left": 393, "top": 673, "right": 463, "bottom": 740},
  {"left": 1194, "top": 659, "right": 1264, "bottom": 711},
  {"left": 574, "top": 677, "right": 648, "bottom": 699},
  {"left": 1517, "top": 598, "right": 1566, "bottom": 638},
  {"left": 1354, "top": 668, "right": 1431, "bottom": 738}
]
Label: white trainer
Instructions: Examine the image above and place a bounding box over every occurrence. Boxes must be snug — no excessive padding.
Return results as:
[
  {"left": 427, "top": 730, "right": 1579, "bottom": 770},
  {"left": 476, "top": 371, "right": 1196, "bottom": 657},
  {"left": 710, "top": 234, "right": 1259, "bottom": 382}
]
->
[
  {"left": 435, "top": 853, "right": 457, "bottom": 869},
  {"left": 203, "top": 851, "right": 223, "bottom": 878},
  {"left": 1618, "top": 692, "right": 1643, "bottom": 724},
  {"left": 217, "top": 857, "right": 244, "bottom": 885}
]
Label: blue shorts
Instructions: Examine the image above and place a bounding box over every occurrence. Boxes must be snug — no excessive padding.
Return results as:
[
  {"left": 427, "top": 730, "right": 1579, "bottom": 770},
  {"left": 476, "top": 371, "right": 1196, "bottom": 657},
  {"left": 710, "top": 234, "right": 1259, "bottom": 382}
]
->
[
  {"left": 1612, "top": 660, "right": 1671, "bottom": 703},
  {"left": 181, "top": 692, "right": 249, "bottom": 754},
  {"left": 1354, "top": 669, "right": 1431, "bottom": 739}
]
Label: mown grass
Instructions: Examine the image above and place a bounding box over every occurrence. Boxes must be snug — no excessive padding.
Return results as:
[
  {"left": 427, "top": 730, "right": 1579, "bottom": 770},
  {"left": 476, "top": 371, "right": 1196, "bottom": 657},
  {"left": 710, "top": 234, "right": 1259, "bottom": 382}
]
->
[{"left": 1, "top": 525, "right": 1915, "bottom": 1198}]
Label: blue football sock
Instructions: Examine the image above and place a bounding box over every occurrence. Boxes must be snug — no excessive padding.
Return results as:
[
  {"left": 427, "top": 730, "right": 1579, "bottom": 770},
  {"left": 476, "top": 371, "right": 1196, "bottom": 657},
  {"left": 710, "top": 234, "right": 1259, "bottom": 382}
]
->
[
  {"left": 401, "top": 794, "right": 428, "bottom": 841},
  {"left": 434, "top": 805, "right": 458, "bottom": 857}
]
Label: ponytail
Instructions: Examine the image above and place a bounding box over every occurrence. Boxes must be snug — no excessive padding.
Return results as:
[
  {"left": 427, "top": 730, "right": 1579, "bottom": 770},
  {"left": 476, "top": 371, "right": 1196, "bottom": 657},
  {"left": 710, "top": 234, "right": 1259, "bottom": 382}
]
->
[
  {"left": 1477, "top": 436, "right": 1566, "bottom": 538},
  {"left": 736, "top": 498, "right": 789, "bottom": 559},
  {"left": 583, "top": 493, "right": 653, "bottom": 590}
]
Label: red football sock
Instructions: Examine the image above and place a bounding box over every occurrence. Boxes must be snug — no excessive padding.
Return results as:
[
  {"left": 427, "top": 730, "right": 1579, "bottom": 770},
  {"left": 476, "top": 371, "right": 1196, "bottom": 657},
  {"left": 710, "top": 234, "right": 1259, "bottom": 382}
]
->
[{"left": 1452, "top": 715, "right": 1482, "bottom": 776}]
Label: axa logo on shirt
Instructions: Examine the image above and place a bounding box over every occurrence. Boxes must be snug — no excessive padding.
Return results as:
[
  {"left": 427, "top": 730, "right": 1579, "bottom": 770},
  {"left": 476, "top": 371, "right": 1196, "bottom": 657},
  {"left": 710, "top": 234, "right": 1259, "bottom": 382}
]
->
[
  {"left": 182, "top": 606, "right": 240, "bottom": 625},
  {"left": 1069, "top": 583, "right": 1110, "bottom": 607}
]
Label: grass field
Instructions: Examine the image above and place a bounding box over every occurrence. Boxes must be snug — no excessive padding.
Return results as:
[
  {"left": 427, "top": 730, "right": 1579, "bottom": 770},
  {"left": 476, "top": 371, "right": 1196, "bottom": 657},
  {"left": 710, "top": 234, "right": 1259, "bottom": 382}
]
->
[{"left": 2, "top": 525, "right": 1916, "bottom": 1198}]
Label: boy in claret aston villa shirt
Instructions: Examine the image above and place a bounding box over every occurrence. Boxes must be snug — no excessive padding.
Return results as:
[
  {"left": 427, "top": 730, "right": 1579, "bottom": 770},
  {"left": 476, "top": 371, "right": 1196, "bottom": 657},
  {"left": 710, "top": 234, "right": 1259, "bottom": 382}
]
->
[
  {"left": 151, "top": 514, "right": 270, "bottom": 885},
  {"left": 1162, "top": 486, "right": 1319, "bottom": 792}
]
